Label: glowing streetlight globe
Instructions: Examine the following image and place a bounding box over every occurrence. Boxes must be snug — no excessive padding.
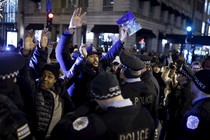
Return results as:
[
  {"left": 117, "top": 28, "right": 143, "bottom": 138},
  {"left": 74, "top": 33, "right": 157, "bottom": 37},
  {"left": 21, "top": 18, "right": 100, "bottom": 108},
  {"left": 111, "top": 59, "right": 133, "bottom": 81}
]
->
[{"left": 186, "top": 26, "right": 192, "bottom": 32}]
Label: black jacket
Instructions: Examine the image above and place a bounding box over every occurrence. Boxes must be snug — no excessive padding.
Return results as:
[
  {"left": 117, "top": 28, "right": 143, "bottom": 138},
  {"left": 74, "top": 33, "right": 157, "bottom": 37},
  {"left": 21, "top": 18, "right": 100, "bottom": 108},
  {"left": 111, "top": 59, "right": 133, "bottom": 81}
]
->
[
  {"left": 0, "top": 94, "right": 33, "bottom": 140},
  {"left": 51, "top": 103, "right": 155, "bottom": 140},
  {"left": 18, "top": 46, "right": 75, "bottom": 140},
  {"left": 56, "top": 30, "right": 124, "bottom": 108},
  {"left": 176, "top": 97, "right": 210, "bottom": 140}
]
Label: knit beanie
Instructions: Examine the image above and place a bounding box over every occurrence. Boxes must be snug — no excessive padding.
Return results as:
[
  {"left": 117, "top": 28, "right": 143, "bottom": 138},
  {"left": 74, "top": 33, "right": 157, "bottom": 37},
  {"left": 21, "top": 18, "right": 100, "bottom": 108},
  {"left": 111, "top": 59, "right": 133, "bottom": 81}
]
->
[
  {"left": 0, "top": 52, "right": 24, "bottom": 80},
  {"left": 41, "top": 62, "right": 60, "bottom": 79},
  {"left": 90, "top": 72, "right": 121, "bottom": 100}
]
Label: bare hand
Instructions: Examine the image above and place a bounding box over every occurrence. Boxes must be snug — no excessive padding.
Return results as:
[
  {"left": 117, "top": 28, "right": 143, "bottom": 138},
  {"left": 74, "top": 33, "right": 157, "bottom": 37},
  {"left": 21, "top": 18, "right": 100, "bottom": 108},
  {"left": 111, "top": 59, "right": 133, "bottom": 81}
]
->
[
  {"left": 24, "top": 29, "right": 38, "bottom": 51},
  {"left": 69, "top": 7, "right": 86, "bottom": 29},
  {"left": 40, "top": 27, "right": 50, "bottom": 49},
  {"left": 79, "top": 43, "right": 88, "bottom": 58},
  {"left": 120, "top": 28, "right": 128, "bottom": 42}
]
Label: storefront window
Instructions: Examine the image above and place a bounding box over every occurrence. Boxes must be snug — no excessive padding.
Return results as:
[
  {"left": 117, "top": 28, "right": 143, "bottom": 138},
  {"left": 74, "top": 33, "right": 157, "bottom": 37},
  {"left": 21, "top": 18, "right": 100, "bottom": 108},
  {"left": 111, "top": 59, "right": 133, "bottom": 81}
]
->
[{"left": 99, "top": 33, "right": 119, "bottom": 52}]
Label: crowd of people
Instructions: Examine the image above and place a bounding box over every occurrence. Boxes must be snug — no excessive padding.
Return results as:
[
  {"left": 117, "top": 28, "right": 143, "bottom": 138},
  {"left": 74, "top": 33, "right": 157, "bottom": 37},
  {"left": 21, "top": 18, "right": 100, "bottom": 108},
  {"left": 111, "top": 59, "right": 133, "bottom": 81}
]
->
[{"left": 1, "top": 7, "right": 210, "bottom": 140}]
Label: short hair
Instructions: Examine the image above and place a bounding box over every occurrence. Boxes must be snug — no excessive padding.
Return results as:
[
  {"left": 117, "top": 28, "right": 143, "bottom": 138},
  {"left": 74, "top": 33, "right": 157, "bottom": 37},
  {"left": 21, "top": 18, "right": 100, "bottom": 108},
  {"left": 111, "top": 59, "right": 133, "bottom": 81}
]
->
[{"left": 191, "top": 61, "right": 201, "bottom": 67}]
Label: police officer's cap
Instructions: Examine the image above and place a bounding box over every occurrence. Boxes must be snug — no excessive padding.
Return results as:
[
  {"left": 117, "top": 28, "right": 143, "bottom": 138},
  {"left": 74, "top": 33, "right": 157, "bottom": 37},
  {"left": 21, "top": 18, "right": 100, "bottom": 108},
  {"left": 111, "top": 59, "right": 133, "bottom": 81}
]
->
[
  {"left": 135, "top": 54, "right": 152, "bottom": 64},
  {"left": 120, "top": 50, "right": 145, "bottom": 71},
  {"left": 177, "top": 64, "right": 194, "bottom": 80}
]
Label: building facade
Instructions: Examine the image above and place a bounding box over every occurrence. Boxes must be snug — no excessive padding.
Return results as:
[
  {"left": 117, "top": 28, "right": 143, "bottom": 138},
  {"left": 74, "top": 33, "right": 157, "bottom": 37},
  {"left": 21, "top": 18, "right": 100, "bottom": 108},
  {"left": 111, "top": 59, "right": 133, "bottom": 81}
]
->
[{"left": 15, "top": 0, "right": 208, "bottom": 54}]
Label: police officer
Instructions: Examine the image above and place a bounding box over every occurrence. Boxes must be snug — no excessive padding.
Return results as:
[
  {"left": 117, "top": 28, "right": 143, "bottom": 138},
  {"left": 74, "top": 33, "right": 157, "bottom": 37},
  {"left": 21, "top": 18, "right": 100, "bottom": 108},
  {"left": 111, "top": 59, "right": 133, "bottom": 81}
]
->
[
  {"left": 0, "top": 52, "right": 33, "bottom": 140},
  {"left": 51, "top": 72, "right": 155, "bottom": 140},
  {"left": 119, "top": 50, "right": 158, "bottom": 119},
  {"left": 163, "top": 64, "right": 195, "bottom": 140},
  {"left": 136, "top": 54, "right": 160, "bottom": 138},
  {"left": 176, "top": 69, "right": 210, "bottom": 140}
]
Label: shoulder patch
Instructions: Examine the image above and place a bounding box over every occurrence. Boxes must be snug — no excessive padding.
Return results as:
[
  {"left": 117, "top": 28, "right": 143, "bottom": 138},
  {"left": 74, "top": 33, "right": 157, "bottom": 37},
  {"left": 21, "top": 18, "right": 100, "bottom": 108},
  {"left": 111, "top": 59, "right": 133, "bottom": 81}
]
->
[
  {"left": 73, "top": 116, "right": 89, "bottom": 131},
  {"left": 17, "top": 123, "right": 31, "bottom": 139},
  {"left": 186, "top": 115, "right": 199, "bottom": 129}
]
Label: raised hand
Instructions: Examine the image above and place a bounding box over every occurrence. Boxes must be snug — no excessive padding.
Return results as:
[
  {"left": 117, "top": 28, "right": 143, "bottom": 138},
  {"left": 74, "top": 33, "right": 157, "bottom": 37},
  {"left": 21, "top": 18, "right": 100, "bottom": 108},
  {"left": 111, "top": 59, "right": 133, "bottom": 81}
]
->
[
  {"left": 69, "top": 7, "right": 86, "bottom": 29},
  {"left": 40, "top": 27, "right": 50, "bottom": 49},
  {"left": 79, "top": 43, "right": 88, "bottom": 58},
  {"left": 120, "top": 27, "right": 128, "bottom": 42},
  {"left": 24, "top": 29, "right": 38, "bottom": 52}
]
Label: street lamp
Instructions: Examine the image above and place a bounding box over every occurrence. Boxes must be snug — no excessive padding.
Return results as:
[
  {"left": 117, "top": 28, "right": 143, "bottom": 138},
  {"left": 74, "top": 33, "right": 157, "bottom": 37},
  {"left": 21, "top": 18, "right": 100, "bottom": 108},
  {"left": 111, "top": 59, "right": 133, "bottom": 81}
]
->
[{"left": 186, "top": 26, "right": 192, "bottom": 32}]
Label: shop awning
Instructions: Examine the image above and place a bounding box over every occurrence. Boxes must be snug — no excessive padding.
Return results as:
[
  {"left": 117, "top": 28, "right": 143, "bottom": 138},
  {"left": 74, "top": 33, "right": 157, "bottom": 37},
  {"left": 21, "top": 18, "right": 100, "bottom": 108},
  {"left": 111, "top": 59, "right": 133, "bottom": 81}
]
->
[
  {"left": 150, "top": 0, "right": 160, "bottom": 6},
  {"left": 166, "top": 34, "right": 210, "bottom": 45},
  {"left": 25, "top": 24, "right": 44, "bottom": 30},
  {"left": 185, "top": 16, "right": 192, "bottom": 23},
  {"left": 166, "top": 34, "right": 186, "bottom": 44},
  {"left": 181, "top": 13, "right": 186, "bottom": 19},
  {"left": 161, "top": 2, "right": 168, "bottom": 11},
  {"left": 91, "top": 25, "right": 119, "bottom": 33},
  {"left": 159, "top": 32, "right": 166, "bottom": 39},
  {"left": 168, "top": 6, "right": 174, "bottom": 14},
  {"left": 136, "top": 29, "right": 156, "bottom": 38},
  {"left": 174, "top": 10, "right": 181, "bottom": 16}
]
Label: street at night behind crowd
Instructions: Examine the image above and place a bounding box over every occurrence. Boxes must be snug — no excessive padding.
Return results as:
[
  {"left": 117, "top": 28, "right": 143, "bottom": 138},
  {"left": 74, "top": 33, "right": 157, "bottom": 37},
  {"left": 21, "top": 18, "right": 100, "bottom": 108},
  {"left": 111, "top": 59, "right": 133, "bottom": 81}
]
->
[{"left": 1, "top": 8, "right": 210, "bottom": 140}]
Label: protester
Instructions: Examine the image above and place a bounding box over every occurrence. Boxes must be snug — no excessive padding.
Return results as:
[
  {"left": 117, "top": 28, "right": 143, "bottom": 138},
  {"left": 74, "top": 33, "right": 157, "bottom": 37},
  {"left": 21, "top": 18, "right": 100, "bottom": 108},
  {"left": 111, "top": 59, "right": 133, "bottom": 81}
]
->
[
  {"left": 152, "top": 62, "right": 166, "bottom": 107},
  {"left": 55, "top": 8, "right": 87, "bottom": 73},
  {"left": 176, "top": 69, "right": 210, "bottom": 140},
  {"left": 18, "top": 28, "right": 75, "bottom": 140},
  {"left": 51, "top": 72, "right": 155, "bottom": 140},
  {"left": 0, "top": 52, "right": 34, "bottom": 140},
  {"left": 56, "top": 8, "right": 128, "bottom": 108}
]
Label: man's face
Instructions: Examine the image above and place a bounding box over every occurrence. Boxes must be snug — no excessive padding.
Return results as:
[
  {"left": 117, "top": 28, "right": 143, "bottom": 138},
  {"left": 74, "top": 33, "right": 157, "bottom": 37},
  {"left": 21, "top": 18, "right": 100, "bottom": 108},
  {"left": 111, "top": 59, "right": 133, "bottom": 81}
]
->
[
  {"left": 86, "top": 54, "right": 99, "bottom": 68},
  {"left": 40, "top": 70, "right": 57, "bottom": 90}
]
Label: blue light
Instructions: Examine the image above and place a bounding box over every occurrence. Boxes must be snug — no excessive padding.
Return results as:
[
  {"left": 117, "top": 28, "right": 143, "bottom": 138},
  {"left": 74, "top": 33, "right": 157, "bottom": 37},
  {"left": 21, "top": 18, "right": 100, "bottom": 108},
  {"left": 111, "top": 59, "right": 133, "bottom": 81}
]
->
[
  {"left": 186, "top": 26, "right": 192, "bottom": 32},
  {"left": 5, "top": 47, "right": 11, "bottom": 51}
]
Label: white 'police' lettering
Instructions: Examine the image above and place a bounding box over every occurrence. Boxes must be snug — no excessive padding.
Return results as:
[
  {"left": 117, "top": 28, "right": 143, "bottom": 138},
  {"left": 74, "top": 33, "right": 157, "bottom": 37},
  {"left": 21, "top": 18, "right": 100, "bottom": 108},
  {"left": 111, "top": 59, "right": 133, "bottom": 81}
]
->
[
  {"left": 194, "top": 76, "right": 206, "bottom": 89},
  {"left": 109, "top": 86, "right": 120, "bottom": 92},
  {"left": 134, "top": 96, "right": 153, "bottom": 105},
  {"left": 119, "top": 128, "right": 149, "bottom": 140}
]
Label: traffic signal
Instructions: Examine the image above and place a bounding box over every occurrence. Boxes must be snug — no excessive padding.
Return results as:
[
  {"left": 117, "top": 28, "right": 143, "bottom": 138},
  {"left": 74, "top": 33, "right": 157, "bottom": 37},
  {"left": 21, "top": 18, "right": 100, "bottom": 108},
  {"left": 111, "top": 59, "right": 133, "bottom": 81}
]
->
[
  {"left": 46, "top": 12, "right": 53, "bottom": 31},
  {"left": 185, "top": 24, "right": 193, "bottom": 44},
  {"left": 186, "top": 25, "right": 192, "bottom": 36}
]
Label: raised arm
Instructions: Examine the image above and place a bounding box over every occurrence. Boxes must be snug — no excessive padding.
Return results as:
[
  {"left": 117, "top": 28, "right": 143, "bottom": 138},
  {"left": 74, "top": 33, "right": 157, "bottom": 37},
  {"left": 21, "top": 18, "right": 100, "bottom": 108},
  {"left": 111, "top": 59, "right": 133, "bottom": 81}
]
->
[
  {"left": 100, "top": 28, "right": 128, "bottom": 69},
  {"left": 56, "top": 8, "right": 86, "bottom": 73}
]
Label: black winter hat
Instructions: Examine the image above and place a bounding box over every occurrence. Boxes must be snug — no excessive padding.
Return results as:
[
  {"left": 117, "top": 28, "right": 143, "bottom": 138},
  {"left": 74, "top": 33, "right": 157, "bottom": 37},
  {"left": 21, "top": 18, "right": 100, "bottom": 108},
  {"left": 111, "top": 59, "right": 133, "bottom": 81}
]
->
[
  {"left": 177, "top": 64, "right": 194, "bottom": 80},
  {"left": 41, "top": 62, "right": 60, "bottom": 79},
  {"left": 90, "top": 72, "right": 121, "bottom": 100},
  {"left": 0, "top": 52, "right": 24, "bottom": 80},
  {"left": 192, "top": 69, "right": 210, "bottom": 94}
]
